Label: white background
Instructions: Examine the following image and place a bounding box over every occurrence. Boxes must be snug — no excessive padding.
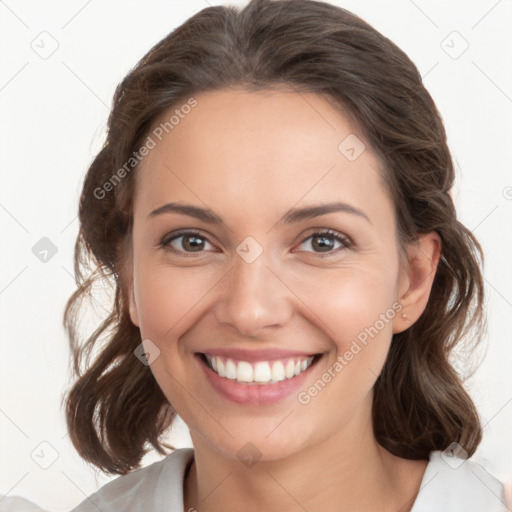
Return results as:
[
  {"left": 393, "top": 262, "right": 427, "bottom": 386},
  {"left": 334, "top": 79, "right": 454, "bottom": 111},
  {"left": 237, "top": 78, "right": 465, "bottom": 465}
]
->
[{"left": 1, "top": 0, "right": 511, "bottom": 510}]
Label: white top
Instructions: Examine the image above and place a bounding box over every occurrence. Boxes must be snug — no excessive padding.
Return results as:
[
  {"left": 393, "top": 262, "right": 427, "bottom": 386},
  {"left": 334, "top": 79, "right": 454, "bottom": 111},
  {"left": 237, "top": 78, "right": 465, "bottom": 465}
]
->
[{"left": 62, "top": 448, "right": 506, "bottom": 511}]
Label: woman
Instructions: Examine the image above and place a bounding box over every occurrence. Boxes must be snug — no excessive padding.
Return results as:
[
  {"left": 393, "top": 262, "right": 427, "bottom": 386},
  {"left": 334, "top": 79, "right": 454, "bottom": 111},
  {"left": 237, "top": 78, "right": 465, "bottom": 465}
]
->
[{"left": 63, "top": 0, "right": 507, "bottom": 510}]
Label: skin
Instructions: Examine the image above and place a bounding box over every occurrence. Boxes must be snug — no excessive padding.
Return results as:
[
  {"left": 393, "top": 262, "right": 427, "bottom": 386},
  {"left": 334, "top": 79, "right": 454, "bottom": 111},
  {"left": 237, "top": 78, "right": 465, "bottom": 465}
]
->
[{"left": 126, "top": 86, "right": 441, "bottom": 512}]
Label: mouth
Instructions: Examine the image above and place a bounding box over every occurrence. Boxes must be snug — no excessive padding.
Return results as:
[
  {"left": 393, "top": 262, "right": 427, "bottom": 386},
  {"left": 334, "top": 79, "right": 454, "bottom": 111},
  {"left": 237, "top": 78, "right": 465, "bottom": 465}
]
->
[{"left": 197, "top": 352, "right": 323, "bottom": 385}]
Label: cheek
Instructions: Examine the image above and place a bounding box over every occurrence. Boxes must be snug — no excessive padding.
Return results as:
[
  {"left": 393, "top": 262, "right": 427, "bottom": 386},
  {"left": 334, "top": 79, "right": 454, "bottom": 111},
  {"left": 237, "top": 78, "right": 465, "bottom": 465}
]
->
[
  {"left": 289, "top": 262, "right": 399, "bottom": 349},
  {"left": 133, "top": 262, "right": 215, "bottom": 340},
  {"left": 132, "top": 263, "right": 204, "bottom": 408},
  {"left": 334, "top": 282, "right": 397, "bottom": 357},
  {"left": 287, "top": 263, "right": 401, "bottom": 407},
  {"left": 291, "top": 271, "right": 399, "bottom": 424}
]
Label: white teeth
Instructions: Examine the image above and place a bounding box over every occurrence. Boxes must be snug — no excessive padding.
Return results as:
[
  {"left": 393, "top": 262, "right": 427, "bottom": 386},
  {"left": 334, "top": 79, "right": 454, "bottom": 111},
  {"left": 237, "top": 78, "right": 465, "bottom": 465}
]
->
[
  {"left": 253, "top": 362, "right": 272, "bottom": 383},
  {"left": 237, "top": 361, "right": 253, "bottom": 382},
  {"left": 217, "top": 358, "right": 226, "bottom": 377},
  {"left": 204, "top": 354, "right": 315, "bottom": 384},
  {"left": 285, "top": 359, "right": 295, "bottom": 379},
  {"left": 225, "top": 359, "right": 237, "bottom": 379},
  {"left": 271, "top": 361, "right": 286, "bottom": 382}
]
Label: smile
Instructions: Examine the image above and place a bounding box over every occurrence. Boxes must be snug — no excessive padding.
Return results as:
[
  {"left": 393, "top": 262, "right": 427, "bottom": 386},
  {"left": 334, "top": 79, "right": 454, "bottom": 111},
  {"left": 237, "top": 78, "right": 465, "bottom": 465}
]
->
[{"left": 201, "top": 353, "right": 316, "bottom": 385}]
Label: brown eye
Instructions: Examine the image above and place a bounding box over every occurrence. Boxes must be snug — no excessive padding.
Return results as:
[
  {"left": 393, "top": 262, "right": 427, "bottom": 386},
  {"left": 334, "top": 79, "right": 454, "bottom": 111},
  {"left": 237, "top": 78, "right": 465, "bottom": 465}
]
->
[
  {"left": 296, "top": 229, "right": 352, "bottom": 255},
  {"left": 161, "top": 231, "right": 214, "bottom": 254}
]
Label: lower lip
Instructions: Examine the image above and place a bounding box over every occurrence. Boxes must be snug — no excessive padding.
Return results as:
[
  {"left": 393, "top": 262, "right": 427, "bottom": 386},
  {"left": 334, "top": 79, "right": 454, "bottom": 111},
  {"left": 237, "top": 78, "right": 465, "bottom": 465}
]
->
[{"left": 195, "top": 353, "right": 321, "bottom": 406}]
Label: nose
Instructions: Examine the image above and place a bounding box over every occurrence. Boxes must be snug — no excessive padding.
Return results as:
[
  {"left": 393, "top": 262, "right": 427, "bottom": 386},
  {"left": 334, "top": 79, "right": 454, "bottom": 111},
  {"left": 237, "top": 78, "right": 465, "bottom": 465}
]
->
[{"left": 213, "top": 249, "right": 294, "bottom": 338}]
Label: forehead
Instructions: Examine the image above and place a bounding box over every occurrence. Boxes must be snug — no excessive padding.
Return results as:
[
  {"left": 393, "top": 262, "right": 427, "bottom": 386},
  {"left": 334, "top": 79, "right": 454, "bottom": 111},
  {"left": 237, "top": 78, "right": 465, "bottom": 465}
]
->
[{"left": 132, "top": 87, "right": 392, "bottom": 228}]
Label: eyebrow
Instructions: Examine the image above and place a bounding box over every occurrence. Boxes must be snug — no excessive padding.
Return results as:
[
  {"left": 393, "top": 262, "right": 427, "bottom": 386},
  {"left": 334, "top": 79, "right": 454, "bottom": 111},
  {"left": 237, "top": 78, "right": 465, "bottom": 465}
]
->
[{"left": 148, "top": 201, "right": 371, "bottom": 225}]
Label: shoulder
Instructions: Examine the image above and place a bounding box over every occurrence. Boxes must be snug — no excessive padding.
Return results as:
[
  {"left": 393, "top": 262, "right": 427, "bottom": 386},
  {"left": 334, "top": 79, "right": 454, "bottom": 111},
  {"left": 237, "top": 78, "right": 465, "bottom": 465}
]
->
[
  {"left": 412, "top": 450, "right": 507, "bottom": 512},
  {"left": 69, "top": 448, "right": 194, "bottom": 512},
  {"left": 0, "top": 495, "right": 46, "bottom": 511}
]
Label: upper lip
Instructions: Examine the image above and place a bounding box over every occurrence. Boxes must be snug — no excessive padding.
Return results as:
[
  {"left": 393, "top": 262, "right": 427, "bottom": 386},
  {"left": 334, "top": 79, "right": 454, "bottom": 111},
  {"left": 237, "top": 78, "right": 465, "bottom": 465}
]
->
[{"left": 197, "top": 348, "right": 320, "bottom": 362}]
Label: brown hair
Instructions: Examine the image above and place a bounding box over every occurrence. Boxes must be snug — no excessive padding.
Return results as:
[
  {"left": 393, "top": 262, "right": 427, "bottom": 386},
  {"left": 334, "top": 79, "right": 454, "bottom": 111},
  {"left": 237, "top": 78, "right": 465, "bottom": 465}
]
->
[{"left": 63, "top": 0, "right": 485, "bottom": 475}]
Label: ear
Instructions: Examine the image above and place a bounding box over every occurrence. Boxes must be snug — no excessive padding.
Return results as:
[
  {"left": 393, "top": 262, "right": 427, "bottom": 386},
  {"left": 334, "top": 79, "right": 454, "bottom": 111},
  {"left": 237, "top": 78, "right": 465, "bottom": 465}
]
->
[{"left": 393, "top": 231, "right": 442, "bottom": 334}]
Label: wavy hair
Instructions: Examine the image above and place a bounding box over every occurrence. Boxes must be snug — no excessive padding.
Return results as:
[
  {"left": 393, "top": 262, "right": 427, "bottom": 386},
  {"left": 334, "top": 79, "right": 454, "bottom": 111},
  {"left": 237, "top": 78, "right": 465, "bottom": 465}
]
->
[{"left": 63, "top": 0, "right": 485, "bottom": 475}]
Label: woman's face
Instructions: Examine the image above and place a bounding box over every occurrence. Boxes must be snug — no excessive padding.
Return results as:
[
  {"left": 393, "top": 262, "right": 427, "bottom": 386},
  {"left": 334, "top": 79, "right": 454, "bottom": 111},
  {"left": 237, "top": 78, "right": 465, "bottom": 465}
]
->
[{"left": 127, "top": 87, "right": 414, "bottom": 462}]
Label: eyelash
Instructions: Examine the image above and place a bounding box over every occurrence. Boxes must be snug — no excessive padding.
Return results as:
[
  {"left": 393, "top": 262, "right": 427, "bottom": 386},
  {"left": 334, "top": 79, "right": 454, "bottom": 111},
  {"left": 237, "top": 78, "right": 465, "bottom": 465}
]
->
[{"left": 158, "top": 228, "right": 353, "bottom": 258}]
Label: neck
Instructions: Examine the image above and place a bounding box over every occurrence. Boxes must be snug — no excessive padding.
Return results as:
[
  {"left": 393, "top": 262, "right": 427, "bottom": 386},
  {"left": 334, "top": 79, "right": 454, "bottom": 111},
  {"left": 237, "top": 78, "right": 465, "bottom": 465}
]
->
[{"left": 183, "top": 413, "right": 427, "bottom": 512}]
